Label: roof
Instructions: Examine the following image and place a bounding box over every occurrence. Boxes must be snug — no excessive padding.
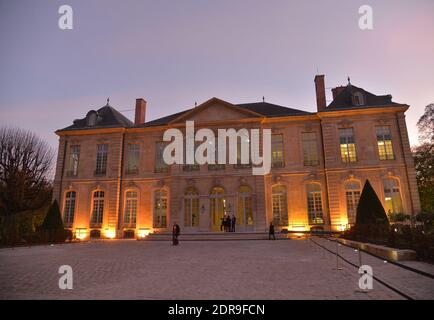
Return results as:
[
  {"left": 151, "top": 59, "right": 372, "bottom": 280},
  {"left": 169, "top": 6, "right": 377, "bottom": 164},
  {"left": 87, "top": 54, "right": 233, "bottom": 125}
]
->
[
  {"left": 141, "top": 102, "right": 311, "bottom": 128},
  {"left": 326, "top": 84, "right": 398, "bottom": 111},
  {"left": 57, "top": 103, "right": 134, "bottom": 132}
]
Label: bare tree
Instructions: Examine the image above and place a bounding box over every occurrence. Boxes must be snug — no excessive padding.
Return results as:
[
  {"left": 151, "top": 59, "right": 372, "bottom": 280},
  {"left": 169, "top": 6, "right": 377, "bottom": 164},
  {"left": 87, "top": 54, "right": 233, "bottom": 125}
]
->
[
  {"left": 0, "top": 127, "right": 54, "bottom": 225},
  {"left": 417, "top": 103, "right": 434, "bottom": 143}
]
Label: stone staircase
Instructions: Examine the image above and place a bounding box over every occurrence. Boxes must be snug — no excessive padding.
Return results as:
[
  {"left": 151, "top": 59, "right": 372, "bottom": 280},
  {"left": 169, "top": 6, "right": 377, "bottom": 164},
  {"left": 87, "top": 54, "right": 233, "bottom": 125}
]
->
[{"left": 141, "top": 232, "right": 303, "bottom": 241}]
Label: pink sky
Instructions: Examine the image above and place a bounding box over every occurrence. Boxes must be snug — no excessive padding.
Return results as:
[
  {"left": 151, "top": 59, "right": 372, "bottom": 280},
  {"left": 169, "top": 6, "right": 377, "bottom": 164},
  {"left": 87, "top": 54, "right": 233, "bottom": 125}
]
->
[{"left": 1, "top": 0, "right": 433, "bottom": 151}]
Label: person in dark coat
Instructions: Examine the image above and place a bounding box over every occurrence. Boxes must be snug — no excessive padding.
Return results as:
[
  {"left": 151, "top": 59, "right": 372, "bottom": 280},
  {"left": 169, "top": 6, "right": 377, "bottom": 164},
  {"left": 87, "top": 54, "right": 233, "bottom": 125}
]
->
[
  {"left": 269, "top": 222, "right": 275, "bottom": 240},
  {"left": 172, "top": 222, "right": 180, "bottom": 245},
  {"left": 231, "top": 215, "right": 236, "bottom": 232}
]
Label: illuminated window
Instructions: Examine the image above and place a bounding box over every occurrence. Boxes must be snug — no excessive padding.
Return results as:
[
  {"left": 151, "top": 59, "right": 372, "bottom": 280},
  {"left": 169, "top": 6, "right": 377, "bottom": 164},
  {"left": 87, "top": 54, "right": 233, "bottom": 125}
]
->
[
  {"left": 210, "top": 187, "right": 225, "bottom": 230},
  {"left": 384, "top": 178, "right": 403, "bottom": 215},
  {"left": 63, "top": 191, "right": 76, "bottom": 225},
  {"left": 95, "top": 144, "right": 108, "bottom": 175},
  {"left": 302, "top": 132, "right": 319, "bottom": 166},
  {"left": 154, "top": 189, "right": 167, "bottom": 228},
  {"left": 124, "top": 190, "right": 137, "bottom": 225},
  {"left": 91, "top": 190, "right": 104, "bottom": 226},
  {"left": 208, "top": 137, "right": 225, "bottom": 170},
  {"left": 155, "top": 142, "right": 169, "bottom": 173},
  {"left": 376, "top": 126, "right": 395, "bottom": 160},
  {"left": 271, "top": 134, "right": 284, "bottom": 168},
  {"left": 238, "top": 185, "right": 253, "bottom": 226},
  {"left": 307, "top": 183, "right": 323, "bottom": 225},
  {"left": 126, "top": 144, "right": 140, "bottom": 174},
  {"left": 272, "top": 185, "right": 288, "bottom": 226},
  {"left": 235, "top": 131, "right": 251, "bottom": 168},
  {"left": 184, "top": 187, "right": 199, "bottom": 227},
  {"left": 67, "top": 145, "right": 80, "bottom": 177},
  {"left": 339, "top": 128, "right": 357, "bottom": 163},
  {"left": 345, "top": 181, "right": 361, "bottom": 224}
]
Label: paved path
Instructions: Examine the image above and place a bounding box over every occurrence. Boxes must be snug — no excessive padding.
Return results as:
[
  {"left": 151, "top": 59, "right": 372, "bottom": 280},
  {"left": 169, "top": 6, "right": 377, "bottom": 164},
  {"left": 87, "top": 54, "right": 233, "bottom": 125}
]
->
[{"left": 0, "top": 238, "right": 431, "bottom": 299}]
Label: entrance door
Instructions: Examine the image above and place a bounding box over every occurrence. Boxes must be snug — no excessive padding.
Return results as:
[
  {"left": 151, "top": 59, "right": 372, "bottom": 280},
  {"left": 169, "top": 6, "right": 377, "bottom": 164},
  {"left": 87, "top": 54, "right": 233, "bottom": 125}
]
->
[{"left": 210, "top": 187, "right": 225, "bottom": 231}]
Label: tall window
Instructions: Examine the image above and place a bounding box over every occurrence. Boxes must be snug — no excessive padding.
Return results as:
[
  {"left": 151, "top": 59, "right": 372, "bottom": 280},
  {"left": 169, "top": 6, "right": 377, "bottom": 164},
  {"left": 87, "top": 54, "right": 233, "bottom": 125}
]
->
[
  {"left": 339, "top": 128, "right": 357, "bottom": 163},
  {"left": 67, "top": 145, "right": 80, "bottom": 176},
  {"left": 154, "top": 189, "right": 167, "bottom": 228},
  {"left": 271, "top": 134, "right": 284, "bottom": 168},
  {"left": 235, "top": 134, "right": 251, "bottom": 168},
  {"left": 184, "top": 141, "right": 200, "bottom": 171},
  {"left": 345, "top": 181, "right": 361, "bottom": 224},
  {"left": 95, "top": 144, "right": 108, "bottom": 175},
  {"left": 272, "top": 185, "right": 288, "bottom": 227},
  {"left": 376, "top": 126, "right": 395, "bottom": 160},
  {"left": 124, "top": 190, "right": 138, "bottom": 225},
  {"left": 210, "top": 187, "right": 225, "bottom": 230},
  {"left": 208, "top": 138, "right": 225, "bottom": 170},
  {"left": 384, "top": 178, "right": 403, "bottom": 215},
  {"left": 306, "top": 183, "right": 323, "bottom": 224},
  {"left": 184, "top": 187, "right": 199, "bottom": 227},
  {"left": 63, "top": 191, "right": 76, "bottom": 225},
  {"left": 302, "top": 132, "right": 319, "bottom": 166},
  {"left": 155, "top": 142, "right": 168, "bottom": 173},
  {"left": 238, "top": 185, "right": 253, "bottom": 226},
  {"left": 126, "top": 144, "right": 140, "bottom": 174},
  {"left": 91, "top": 190, "right": 104, "bottom": 225}
]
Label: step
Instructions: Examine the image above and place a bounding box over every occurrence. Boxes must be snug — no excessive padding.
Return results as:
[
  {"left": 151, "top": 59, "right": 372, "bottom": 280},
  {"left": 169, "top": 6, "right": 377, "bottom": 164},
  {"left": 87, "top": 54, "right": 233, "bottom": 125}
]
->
[{"left": 141, "top": 232, "right": 300, "bottom": 241}]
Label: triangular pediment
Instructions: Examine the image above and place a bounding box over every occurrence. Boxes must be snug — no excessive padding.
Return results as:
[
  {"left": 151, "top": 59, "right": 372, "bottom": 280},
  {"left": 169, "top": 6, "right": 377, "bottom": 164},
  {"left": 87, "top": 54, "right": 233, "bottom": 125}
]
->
[{"left": 169, "top": 97, "right": 263, "bottom": 124}]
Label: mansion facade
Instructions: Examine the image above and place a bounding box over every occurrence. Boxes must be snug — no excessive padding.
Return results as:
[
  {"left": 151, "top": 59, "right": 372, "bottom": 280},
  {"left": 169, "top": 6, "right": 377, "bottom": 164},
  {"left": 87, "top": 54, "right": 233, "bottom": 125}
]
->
[{"left": 53, "top": 75, "right": 421, "bottom": 239}]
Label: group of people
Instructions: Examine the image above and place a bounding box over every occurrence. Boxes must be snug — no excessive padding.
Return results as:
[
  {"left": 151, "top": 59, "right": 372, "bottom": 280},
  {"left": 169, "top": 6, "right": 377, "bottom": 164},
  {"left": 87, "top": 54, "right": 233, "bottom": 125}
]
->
[{"left": 220, "top": 214, "right": 236, "bottom": 232}]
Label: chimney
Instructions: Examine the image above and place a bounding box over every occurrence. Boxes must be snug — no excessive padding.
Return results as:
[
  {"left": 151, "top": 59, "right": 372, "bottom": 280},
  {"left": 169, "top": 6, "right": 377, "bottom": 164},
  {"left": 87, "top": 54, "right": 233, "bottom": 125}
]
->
[
  {"left": 314, "top": 75, "right": 327, "bottom": 112},
  {"left": 331, "top": 86, "right": 346, "bottom": 100},
  {"left": 134, "top": 98, "right": 147, "bottom": 125}
]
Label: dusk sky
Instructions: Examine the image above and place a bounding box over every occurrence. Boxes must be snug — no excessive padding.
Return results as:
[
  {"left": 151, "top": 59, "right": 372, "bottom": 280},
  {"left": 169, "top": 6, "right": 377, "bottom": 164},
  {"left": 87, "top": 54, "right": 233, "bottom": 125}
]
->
[{"left": 1, "top": 0, "right": 433, "bottom": 152}]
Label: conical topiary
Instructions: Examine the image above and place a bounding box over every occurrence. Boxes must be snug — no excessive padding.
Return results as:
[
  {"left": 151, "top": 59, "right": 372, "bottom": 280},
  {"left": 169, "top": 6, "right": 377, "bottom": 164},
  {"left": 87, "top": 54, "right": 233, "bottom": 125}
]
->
[
  {"left": 42, "top": 200, "right": 64, "bottom": 230},
  {"left": 41, "top": 200, "right": 66, "bottom": 243},
  {"left": 356, "top": 179, "right": 389, "bottom": 226}
]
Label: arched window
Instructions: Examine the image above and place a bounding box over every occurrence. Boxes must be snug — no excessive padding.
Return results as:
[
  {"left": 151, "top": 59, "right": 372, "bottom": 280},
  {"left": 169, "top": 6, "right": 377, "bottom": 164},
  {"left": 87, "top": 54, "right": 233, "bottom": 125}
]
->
[
  {"left": 272, "top": 185, "right": 288, "bottom": 226},
  {"left": 345, "top": 181, "right": 361, "bottom": 224},
  {"left": 91, "top": 190, "right": 104, "bottom": 226},
  {"left": 124, "top": 190, "right": 138, "bottom": 225},
  {"left": 63, "top": 191, "right": 76, "bottom": 225},
  {"left": 154, "top": 189, "right": 167, "bottom": 228},
  {"left": 238, "top": 185, "right": 253, "bottom": 226},
  {"left": 184, "top": 187, "right": 199, "bottom": 227},
  {"left": 306, "top": 183, "right": 323, "bottom": 225},
  {"left": 383, "top": 178, "right": 403, "bottom": 215},
  {"left": 210, "top": 187, "right": 225, "bottom": 231}
]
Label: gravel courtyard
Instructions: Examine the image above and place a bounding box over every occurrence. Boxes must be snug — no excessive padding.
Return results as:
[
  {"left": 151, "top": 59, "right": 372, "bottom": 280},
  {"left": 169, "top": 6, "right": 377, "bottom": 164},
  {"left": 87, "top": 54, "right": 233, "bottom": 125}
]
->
[{"left": 0, "top": 238, "right": 432, "bottom": 300}]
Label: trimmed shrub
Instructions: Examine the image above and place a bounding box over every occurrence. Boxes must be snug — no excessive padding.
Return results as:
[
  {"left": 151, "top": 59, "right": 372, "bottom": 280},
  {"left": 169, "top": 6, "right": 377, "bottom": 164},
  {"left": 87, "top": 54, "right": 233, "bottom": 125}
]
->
[{"left": 40, "top": 201, "right": 66, "bottom": 243}]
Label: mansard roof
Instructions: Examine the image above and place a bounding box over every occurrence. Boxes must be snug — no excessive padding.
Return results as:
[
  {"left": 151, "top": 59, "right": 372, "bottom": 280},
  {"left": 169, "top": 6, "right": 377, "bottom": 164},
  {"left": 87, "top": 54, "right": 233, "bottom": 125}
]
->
[
  {"left": 326, "top": 84, "right": 398, "bottom": 111},
  {"left": 57, "top": 103, "right": 134, "bottom": 132}
]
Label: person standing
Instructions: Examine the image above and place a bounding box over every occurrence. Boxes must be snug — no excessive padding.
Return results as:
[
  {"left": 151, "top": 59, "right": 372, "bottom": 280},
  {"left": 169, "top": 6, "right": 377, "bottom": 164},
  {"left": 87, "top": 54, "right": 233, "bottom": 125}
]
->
[
  {"left": 231, "top": 215, "right": 236, "bottom": 232},
  {"left": 269, "top": 222, "right": 275, "bottom": 240},
  {"left": 172, "top": 222, "right": 180, "bottom": 245}
]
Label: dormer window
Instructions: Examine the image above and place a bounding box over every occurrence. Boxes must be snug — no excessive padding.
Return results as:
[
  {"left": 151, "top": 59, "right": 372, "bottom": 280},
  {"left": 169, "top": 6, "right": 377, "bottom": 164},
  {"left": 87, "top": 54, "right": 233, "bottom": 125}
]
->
[
  {"left": 352, "top": 92, "right": 365, "bottom": 106},
  {"left": 86, "top": 111, "right": 98, "bottom": 126}
]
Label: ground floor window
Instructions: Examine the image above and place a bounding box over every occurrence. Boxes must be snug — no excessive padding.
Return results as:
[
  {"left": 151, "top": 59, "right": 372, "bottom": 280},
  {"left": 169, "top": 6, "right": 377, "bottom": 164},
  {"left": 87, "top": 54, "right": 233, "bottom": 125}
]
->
[
  {"left": 91, "top": 190, "right": 104, "bottom": 226},
  {"left": 210, "top": 187, "right": 225, "bottom": 230},
  {"left": 384, "top": 178, "right": 403, "bottom": 215},
  {"left": 345, "top": 181, "right": 361, "bottom": 224},
  {"left": 307, "top": 183, "right": 323, "bottom": 225},
  {"left": 238, "top": 185, "right": 253, "bottom": 226},
  {"left": 153, "top": 189, "right": 168, "bottom": 228},
  {"left": 63, "top": 191, "right": 76, "bottom": 226},
  {"left": 272, "top": 185, "right": 288, "bottom": 226},
  {"left": 124, "top": 190, "right": 137, "bottom": 225},
  {"left": 184, "top": 187, "right": 199, "bottom": 227}
]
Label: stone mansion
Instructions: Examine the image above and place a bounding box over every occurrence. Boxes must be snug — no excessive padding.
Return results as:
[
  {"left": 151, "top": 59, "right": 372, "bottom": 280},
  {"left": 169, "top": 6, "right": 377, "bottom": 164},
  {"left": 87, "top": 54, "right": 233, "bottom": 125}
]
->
[{"left": 53, "top": 75, "right": 421, "bottom": 239}]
